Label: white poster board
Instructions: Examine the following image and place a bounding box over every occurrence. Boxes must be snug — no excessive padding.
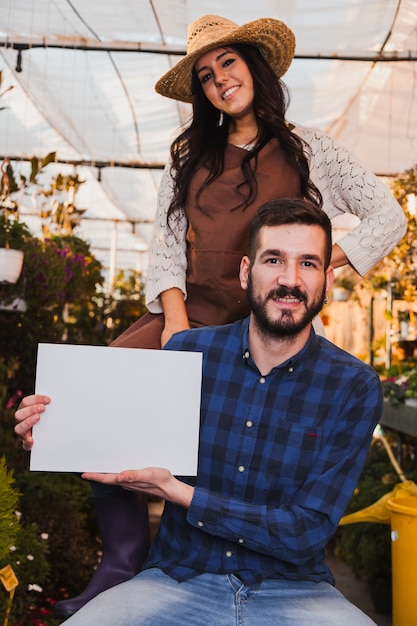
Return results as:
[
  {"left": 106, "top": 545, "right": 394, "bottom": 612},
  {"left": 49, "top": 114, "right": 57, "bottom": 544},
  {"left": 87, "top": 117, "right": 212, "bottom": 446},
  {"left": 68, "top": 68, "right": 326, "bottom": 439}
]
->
[{"left": 30, "top": 343, "right": 202, "bottom": 475}]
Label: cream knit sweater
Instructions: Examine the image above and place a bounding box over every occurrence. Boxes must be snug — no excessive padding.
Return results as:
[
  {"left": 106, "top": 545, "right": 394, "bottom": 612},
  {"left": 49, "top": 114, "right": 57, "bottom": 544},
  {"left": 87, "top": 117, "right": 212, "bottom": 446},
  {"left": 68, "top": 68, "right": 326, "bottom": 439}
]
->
[{"left": 146, "top": 125, "right": 407, "bottom": 313}]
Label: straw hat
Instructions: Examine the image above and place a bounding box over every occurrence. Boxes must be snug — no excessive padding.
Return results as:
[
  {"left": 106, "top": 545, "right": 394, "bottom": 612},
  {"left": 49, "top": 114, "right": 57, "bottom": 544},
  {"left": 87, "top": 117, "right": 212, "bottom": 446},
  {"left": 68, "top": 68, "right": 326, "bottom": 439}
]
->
[{"left": 155, "top": 14, "right": 295, "bottom": 103}]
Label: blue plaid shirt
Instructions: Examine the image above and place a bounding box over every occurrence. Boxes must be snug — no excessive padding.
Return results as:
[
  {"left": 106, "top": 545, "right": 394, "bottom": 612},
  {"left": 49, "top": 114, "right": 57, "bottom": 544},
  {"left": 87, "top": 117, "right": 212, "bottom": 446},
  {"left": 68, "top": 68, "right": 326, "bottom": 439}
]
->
[{"left": 145, "top": 317, "right": 383, "bottom": 585}]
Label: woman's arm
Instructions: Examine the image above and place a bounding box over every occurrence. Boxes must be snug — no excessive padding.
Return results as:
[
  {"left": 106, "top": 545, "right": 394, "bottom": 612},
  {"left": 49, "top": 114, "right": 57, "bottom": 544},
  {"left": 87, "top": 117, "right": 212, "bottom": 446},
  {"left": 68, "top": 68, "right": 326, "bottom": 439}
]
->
[
  {"left": 146, "top": 161, "right": 188, "bottom": 312},
  {"left": 296, "top": 125, "right": 407, "bottom": 275},
  {"left": 160, "top": 288, "right": 190, "bottom": 347}
]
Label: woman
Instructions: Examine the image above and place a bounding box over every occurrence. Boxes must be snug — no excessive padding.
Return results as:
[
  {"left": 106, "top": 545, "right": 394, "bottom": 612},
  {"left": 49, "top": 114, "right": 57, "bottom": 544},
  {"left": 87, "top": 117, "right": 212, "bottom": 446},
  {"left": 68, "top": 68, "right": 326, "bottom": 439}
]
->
[
  {"left": 16, "top": 14, "right": 406, "bottom": 620},
  {"left": 112, "top": 14, "right": 406, "bottom": 350}
]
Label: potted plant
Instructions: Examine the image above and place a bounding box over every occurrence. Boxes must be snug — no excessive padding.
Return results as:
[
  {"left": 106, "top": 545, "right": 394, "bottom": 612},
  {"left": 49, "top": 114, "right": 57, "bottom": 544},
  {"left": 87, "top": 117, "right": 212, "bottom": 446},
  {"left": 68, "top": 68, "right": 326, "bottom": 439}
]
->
[
  {"left": 0, "top": 160, "right": 33, "bottom": 284},
  {"left": 381, "top": 375, "right": 407, "bottom": 407},
  {"left": 0, "top": 214, "right": 33, "bottom": 288},
  {"left": 331, "top": 274, "right": 356, "bottom": 302},
  {"left": 380, "top": 369, "right": 417, "bottom": 408},
  {"left": 0, "top": 153, "right": 57, "bottom": 288}
]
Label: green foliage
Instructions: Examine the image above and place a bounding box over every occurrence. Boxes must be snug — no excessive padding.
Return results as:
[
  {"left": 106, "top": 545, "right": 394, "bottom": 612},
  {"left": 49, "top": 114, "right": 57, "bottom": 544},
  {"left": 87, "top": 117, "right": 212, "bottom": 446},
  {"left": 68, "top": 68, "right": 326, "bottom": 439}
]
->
[
  {"left": 0, "top": 213, "right": 32, "bottom": 249},
  {"left": 332, "top": 273, "right": 356, "bottom": 291},
  {"left": 39, "top": 172, "right": 87, "bottom": 236},
  {"left": 0, "top": 456, "right": 19, "bottom": 563},
  {"left": 333, "top": 435, "right": 417, "bottom": 582},
  {"left": 381, "top": 378, "right": 407, "bottom": 407},
  {"left": 0, "top": 155, "right": 148, "bottom": 623},
  {"left": 2, "top": 522, "right": 51, "bottom": 624},
  {"left": 0, "top": 234, "right": 104, "bottom": 312},
  {"left": 105, "top": 270, "right": 148, "bottom": 341},
  {"left": 379, "top": 368, "right": 417, "bottom": 406},
  {"left": 0, "top": 153, "right": 56, "bottom": 216},
  {"left": 0, "top": 456, "right": 53, "bottom": 625},
  {"left": 360, "top": 165, "right": 417, "bottom": 302},
  {"left": 13, "top": 471, "right": 100, "bottom": 596},
  {"left": 404, "top": 368, "right": 417, "bottom": 398}
]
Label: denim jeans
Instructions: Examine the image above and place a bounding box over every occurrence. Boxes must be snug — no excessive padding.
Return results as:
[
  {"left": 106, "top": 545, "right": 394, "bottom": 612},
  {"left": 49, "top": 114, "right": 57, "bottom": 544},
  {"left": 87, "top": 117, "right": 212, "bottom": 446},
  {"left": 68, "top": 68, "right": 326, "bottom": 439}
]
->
[{"left": 63, "top": 567, "right": 376, "bottom": 625}]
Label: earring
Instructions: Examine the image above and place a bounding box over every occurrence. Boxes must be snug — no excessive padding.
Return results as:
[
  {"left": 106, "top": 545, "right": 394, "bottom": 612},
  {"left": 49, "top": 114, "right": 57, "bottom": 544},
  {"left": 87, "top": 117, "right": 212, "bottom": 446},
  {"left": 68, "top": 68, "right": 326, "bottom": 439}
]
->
[
  {"left": 324, "top": 294, "right": 329, "bottom": 305},
  {"left": 217, "top": 111, "right": 224, "bottom": 127}
]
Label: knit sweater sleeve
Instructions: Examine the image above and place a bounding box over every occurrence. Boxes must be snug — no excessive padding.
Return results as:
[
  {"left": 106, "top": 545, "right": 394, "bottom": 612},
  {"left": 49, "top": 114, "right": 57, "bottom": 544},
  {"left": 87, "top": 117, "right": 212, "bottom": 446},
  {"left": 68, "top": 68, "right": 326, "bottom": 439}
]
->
[
  {"left": 295, "top": 125, "right": 407, "bottom": 276},
  {"left": 146, "top": 161, "right": 188, "bottom": 313}
]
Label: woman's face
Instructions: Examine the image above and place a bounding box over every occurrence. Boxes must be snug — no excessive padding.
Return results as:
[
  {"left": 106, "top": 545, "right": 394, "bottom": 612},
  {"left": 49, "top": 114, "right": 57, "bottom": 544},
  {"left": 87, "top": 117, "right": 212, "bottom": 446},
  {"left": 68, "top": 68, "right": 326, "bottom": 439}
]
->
[{"left": 194, "top": 46, "right": 255, "bottom": 121}]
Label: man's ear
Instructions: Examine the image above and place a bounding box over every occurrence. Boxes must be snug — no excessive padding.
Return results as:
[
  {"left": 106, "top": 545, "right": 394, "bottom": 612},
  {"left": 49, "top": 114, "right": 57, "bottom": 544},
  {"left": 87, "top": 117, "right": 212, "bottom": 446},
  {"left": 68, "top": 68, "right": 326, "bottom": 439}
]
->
[
  {"left": 239, "top": 256, "right": 251, "bottom": 290},
  {"left": 325, "top": 266, "right": 335, "bottom": 295}
]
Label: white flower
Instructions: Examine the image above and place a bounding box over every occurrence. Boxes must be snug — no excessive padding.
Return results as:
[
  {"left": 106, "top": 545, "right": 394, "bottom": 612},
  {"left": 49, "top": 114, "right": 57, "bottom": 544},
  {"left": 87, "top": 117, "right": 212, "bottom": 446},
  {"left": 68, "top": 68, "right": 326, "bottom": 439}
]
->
[
  {"left": 14, "top": 511, "right": 22, "bottom": 519},
  {"left": 9, "top": 545, "right": 16, "bottom": 552},
  {"left": 28, "top": 584, "right": 43, "bottom": 593},
  {"left": 40, "top": 533, "right": 49, "bottom": 540},
  {"left": 26, "top": 554, "right": 34, "bottom": 561}
]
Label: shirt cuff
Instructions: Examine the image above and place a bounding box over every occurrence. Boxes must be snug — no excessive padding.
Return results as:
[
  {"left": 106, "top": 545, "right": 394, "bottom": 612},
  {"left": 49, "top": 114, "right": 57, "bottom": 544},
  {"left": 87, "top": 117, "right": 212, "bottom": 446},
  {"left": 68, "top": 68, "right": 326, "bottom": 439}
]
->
[{"left": 187, "top": 486, "right": 222, "bottom": 533}]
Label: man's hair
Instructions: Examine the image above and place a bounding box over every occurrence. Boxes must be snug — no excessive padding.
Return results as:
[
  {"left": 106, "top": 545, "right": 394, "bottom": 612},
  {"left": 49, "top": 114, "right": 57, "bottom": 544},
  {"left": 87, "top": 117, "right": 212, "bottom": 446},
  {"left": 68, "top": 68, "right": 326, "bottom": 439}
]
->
[{"left": 248, "top": 198, "right": 332, "bottom": 269}]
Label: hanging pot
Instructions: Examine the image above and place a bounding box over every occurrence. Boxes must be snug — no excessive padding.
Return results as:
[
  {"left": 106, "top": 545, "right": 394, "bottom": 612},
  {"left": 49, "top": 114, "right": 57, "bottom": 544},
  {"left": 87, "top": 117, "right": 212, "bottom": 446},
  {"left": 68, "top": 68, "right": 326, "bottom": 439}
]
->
[
  {"left": 0, "top": 297, "right": 27, "bottom": 312},
  {"left": 0, "top": 248, "right": 24, "bottom": 283},
  {"left": 332, "top": 287, "right": 351, "bottom": 302}
]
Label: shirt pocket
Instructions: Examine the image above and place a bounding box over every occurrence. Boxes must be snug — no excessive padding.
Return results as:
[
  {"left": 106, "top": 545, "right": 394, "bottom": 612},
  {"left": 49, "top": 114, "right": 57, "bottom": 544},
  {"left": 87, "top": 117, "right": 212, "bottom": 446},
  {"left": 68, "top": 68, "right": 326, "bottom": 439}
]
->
[{"left": 262, "top": 421, "right": 322, "bottom": 489}]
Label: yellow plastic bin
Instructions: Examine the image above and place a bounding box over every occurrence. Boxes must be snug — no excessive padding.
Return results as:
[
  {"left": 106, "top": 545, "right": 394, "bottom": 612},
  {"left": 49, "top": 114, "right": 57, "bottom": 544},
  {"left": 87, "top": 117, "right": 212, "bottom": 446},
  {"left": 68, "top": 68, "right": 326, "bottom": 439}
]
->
[{"left": 387, "top": 495, "right": 417, "bottom": 626}]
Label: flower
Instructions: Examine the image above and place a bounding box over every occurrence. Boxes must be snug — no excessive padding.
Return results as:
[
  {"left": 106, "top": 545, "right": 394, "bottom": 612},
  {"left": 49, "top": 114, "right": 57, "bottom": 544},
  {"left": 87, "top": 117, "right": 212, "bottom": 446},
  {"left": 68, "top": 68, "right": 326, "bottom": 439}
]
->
[
  {"left": 0, "top": 234, "right": 103, "bottom": 311},
  {"left": 381, "top": 368, "right": 417, "bottom": 405}
]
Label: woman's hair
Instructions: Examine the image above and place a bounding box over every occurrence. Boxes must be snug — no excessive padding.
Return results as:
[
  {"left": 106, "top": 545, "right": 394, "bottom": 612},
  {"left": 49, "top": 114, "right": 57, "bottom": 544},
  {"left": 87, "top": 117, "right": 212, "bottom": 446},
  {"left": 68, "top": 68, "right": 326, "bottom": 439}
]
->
[{"left": 167, "top": 44, "right": 322, "bottom": 224}]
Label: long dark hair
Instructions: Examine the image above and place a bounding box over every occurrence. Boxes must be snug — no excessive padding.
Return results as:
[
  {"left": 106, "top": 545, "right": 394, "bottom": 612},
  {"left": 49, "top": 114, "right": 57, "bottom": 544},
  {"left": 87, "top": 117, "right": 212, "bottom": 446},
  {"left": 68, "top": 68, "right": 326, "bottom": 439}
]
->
[{"left": 167, "top": 44, "right": 322, "bottom": 224}]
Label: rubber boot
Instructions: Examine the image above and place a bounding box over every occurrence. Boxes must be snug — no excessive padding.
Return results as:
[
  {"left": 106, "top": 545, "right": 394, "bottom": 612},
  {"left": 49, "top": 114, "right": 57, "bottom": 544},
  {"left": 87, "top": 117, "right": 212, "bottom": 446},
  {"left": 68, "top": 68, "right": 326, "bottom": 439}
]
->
[{"left": 54, "top": 491, "right": 150, "bottom": 620}]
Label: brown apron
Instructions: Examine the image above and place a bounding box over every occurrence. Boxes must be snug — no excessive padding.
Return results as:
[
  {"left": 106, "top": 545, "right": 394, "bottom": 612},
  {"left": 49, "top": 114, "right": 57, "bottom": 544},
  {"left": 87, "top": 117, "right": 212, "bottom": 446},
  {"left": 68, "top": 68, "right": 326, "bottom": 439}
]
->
[{"left": 111, "top": 139, "right": 300, "bottom": 350}]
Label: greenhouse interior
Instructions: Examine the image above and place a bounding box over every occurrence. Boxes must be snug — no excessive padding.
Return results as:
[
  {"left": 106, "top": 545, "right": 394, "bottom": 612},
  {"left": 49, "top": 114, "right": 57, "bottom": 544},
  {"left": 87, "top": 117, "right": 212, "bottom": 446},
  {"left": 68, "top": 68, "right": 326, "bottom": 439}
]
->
[{"left": 0, "top": 1, "right": 417, "bottom": 625}]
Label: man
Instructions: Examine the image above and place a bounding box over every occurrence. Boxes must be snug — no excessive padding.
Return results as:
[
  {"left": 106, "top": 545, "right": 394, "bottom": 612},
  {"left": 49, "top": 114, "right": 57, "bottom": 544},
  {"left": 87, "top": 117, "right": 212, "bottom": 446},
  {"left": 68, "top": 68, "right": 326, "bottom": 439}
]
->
[{"left": 15, "top": 198, "right": 382, "bottom": 625}]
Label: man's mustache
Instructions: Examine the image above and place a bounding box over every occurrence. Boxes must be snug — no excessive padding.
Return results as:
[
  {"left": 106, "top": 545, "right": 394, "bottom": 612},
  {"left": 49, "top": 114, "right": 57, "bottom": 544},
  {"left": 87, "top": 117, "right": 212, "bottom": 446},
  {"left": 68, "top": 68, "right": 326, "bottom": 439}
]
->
[{"left": 266, "top": 286, "right": 307, "bottom": 303}]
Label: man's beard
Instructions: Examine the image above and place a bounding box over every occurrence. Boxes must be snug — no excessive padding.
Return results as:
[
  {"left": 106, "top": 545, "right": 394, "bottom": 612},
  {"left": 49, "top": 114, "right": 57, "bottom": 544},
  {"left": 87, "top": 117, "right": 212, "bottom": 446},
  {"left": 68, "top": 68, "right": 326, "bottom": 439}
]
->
[{"left": 247, "top": 275, "right": 327, "bottom": 339}]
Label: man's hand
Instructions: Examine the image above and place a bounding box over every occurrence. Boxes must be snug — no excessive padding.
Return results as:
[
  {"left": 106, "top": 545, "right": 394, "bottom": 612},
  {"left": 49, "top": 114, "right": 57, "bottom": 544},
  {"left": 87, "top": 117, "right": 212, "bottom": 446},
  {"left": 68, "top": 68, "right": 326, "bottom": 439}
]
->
[
  {"left": 14, "top": 394, "right": 51, "bottom": 451},
  {"left": 82, "top": 468, "right": 194, "bottom": 509}
]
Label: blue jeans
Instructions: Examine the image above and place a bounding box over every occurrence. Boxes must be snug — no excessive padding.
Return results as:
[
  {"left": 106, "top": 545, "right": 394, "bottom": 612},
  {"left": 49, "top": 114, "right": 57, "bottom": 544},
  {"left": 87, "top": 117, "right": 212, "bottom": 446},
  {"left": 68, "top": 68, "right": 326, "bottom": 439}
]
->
[{"left": 63, "top": 567, "right": 376, "bottom": 625}]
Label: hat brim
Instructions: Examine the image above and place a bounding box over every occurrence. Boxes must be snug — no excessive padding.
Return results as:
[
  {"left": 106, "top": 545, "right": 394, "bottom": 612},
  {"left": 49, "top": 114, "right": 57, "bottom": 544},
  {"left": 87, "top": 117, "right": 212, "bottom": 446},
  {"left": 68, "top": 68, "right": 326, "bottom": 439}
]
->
[{"left": 155, "top": 18, "right": 295, "bottom": 103}]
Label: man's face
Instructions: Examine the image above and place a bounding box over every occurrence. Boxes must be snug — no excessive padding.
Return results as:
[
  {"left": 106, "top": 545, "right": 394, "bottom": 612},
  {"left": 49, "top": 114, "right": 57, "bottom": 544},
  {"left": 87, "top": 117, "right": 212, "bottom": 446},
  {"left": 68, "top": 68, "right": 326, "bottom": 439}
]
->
[{"left": 240, "top": 223, "right": 333, "bottom": 338}]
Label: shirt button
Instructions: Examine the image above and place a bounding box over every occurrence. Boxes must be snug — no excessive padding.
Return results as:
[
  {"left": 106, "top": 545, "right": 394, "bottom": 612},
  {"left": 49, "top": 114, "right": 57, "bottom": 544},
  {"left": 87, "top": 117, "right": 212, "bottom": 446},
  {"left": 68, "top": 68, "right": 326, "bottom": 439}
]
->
[
  {"left": 246, "top": 420, "right": 253, "bottom": 428},
  {"left": 238, "top": 465, "right": 245, "bottom": 473},
  {"left": 288, "top": 366, "right": 294, "bottom": 373},
  {"left": 226, "top": 551, "right": 233, "bottom": 558},
  {"left": 244, "top": 351, "right": 250, "bottom": 359},
  {"left": 238, "top": 538, "right": 244, "bottom": 544},
  {"left": 259, "top": 377, "right": 266, "bottom": 384},
  {"left": 197, "top": 521, "right": 204, "bottom": 527}
]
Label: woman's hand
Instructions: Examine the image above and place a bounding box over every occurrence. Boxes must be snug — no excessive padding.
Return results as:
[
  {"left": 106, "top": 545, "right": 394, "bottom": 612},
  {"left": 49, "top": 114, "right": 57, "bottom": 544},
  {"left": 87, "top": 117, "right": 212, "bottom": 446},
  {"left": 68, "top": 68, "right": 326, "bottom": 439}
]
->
[
  {"left": 161, "top": 320, "right": 191, "bottom": 347},
  {"left": 82, "top": 468, "right": 194, "bottom": 509},
  {"left": 14, "top": 394, "right": 51, "bottom": 451}
]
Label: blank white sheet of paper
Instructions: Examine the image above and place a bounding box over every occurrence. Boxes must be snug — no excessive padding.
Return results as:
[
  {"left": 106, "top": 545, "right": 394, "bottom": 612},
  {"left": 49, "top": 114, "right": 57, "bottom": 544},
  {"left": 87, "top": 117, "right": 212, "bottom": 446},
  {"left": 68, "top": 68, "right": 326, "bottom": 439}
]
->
[{"left": 30, "top": 343, "right": 202, "bottom": 475}]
